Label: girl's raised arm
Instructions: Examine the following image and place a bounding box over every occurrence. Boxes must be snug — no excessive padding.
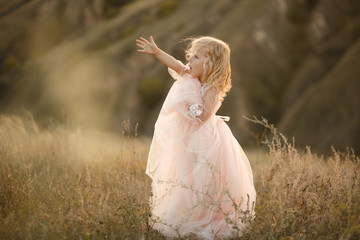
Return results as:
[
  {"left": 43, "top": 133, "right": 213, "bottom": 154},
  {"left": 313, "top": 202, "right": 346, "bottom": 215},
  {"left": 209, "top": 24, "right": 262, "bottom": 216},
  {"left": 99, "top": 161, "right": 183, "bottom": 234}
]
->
[{"left": 136, "top": 36, "right": 184, "bottom": 75}]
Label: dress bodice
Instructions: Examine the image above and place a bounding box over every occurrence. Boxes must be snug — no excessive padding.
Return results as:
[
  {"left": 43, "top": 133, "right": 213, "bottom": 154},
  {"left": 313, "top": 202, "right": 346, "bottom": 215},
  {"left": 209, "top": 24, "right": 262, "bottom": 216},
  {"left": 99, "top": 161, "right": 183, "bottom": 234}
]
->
[{"left": 167, "top": 63, "right": 228, "bottom": 123}]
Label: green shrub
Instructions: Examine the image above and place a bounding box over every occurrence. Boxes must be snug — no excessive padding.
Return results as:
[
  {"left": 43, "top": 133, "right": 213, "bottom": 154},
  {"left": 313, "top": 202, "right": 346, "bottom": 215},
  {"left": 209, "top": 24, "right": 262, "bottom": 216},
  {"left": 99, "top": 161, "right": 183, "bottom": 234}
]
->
[
  {"left": 138, "top": 76, "right": 166, "bottom": 107},
  {"left": 157, "top": 0, "right": 181, "bottom": 19},
  {"left": 2, "top": 55, "right": 21, "bottom": 74},
  {"left": 119, "top": 25, "right": 138, "bottom": 39},
  {"left": 102, "top": 0, "right": 134, "bottom": 19}
]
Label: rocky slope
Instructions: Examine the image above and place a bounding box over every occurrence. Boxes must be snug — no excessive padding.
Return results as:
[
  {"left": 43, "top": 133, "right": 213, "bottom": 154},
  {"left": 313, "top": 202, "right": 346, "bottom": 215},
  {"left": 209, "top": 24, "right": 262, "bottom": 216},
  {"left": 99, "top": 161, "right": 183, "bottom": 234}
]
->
[{"left": 1, "top": 0, "right": 359, "bottom": 153}]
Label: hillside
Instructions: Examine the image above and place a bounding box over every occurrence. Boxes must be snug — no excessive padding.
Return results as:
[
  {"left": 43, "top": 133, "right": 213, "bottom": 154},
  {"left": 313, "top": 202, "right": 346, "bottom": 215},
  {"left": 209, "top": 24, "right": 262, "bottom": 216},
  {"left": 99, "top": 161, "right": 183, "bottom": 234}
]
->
[{"left": 0, "top": 0, "right": 359, "bottom": 153}]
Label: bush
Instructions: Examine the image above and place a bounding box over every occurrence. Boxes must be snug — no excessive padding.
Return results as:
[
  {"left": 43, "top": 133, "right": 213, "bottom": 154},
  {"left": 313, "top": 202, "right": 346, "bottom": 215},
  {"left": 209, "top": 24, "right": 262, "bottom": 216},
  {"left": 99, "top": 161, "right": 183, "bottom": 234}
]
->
[
  {"left": 102, "top": 0, "right": 134, "bottom": 19},
  {"left": 138, "top": 76, "right": 166, "bottom": 107},
  {"left": 157, "top": 0, "right": 181, "bottom": 19}
]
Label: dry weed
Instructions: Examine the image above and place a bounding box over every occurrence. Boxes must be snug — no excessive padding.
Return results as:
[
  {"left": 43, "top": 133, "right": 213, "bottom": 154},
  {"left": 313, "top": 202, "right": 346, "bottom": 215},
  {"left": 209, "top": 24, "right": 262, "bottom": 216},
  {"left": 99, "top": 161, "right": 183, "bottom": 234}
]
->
[{"left": 0, "top": 114, "right": 359, "bottom": 239}]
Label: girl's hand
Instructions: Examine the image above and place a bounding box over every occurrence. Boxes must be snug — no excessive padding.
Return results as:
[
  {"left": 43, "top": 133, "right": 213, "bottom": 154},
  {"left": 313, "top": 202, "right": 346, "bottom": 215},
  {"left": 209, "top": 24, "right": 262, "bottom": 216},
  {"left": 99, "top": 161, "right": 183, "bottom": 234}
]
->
[
  {"left": 136, "top": 36, "right": 159, "bottom": 55},
  {"left": 136, "top": 36, "right": 183, "bottom": 74}
]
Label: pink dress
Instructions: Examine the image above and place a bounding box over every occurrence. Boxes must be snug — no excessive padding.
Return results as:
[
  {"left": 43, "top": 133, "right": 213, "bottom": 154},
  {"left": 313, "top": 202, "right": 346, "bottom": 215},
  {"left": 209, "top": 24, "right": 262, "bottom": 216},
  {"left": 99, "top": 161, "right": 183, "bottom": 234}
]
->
[{"left": 146, "top": 64, "right": 256, "bottom": 239}]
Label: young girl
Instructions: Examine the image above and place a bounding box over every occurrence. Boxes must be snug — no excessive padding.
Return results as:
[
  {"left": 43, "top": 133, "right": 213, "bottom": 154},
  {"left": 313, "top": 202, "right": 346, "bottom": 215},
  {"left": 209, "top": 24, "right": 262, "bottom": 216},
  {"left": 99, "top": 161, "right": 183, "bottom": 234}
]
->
[{"left": 136, "top": 36, "right": 256, "bottom": 239}]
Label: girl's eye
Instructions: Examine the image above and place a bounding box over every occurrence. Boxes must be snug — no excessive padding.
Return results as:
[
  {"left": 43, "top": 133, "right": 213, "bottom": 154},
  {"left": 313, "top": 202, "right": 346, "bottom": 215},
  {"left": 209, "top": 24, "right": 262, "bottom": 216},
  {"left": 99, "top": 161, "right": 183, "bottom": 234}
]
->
[{"left": 194, "top": 55, "right": 198, "bottom": 59}]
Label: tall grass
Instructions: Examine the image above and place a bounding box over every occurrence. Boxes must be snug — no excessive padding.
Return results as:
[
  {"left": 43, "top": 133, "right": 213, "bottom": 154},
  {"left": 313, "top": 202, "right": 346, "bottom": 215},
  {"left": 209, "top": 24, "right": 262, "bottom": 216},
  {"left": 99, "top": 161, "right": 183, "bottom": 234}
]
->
[
  {"left": 0, "top": 113, "right": 163, "bottom": 239},
  {"left": 0, "top": 113, "right": 359, "bottom": 239},
  {"left": 240, "top": 117, "right": 360, "bottom": 240}
]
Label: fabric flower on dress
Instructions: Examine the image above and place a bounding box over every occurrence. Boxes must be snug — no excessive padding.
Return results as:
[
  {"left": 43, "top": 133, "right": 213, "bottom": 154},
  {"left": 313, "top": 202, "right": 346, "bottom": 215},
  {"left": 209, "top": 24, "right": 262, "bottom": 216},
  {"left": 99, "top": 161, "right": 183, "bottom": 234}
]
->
[{"left": 188, "top": 104, "right": 203, "bottom": 120}]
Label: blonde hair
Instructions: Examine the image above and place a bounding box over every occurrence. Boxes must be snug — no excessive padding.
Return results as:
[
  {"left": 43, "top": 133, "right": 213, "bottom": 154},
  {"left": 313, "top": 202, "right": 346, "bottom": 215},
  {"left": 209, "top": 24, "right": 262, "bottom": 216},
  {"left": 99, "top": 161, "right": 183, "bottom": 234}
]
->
[{"left": 185, "top": 36, "right": 232, "bottom": 101}]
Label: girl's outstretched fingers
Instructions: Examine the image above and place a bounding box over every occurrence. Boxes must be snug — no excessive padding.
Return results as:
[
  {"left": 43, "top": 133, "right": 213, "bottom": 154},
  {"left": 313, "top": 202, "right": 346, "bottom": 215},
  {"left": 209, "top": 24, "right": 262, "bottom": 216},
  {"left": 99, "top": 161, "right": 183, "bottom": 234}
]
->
[
  {"left": 136, "top": 36, "right": 158, "bottom": 55},
  {"left": 136, "top": 37, "right": 146, "bottom": 52},
  {"left": 150, "top": 36, "right": 155, "bottom": 44}
]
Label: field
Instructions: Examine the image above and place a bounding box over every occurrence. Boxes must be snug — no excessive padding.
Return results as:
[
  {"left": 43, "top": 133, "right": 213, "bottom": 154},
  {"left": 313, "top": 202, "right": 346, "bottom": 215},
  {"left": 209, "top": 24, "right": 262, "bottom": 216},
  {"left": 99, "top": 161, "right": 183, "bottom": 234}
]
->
[{"left": 0, "top": 114, "right": 359, "bottom": 239}]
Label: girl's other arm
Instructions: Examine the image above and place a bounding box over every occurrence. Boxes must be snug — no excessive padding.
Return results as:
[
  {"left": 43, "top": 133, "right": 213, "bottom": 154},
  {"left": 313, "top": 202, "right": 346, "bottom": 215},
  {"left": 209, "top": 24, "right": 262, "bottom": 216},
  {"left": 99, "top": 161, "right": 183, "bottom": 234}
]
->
[
  {"left": 199, "top": 87, "right": 217, "bottom": 122},
  {"left": 136, "top": 36, "right": 183, "bottom": 75}
]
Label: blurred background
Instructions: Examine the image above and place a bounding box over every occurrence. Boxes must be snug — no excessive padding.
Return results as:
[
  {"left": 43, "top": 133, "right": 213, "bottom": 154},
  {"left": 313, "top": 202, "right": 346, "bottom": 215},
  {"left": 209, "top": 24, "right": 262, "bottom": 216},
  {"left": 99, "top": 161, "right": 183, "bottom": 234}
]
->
[{"left": 1, "top": 0, "right": 359, "bottom": 154}]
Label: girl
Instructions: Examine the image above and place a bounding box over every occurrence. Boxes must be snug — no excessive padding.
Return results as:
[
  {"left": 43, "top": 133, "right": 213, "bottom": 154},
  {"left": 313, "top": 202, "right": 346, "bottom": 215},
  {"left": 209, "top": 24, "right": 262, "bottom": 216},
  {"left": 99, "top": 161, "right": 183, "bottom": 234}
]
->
[{"left": 136, "top": 36, "right": 256, "bottom": 239}]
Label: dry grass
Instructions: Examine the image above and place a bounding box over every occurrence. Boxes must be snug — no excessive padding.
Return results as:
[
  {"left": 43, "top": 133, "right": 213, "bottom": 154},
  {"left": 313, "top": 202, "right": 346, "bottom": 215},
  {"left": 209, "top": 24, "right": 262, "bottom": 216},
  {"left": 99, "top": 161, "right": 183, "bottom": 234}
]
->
[
  {"left": 0, "top": 113, "right": 163, "bottom": 239},
  {"left": 0, "top": 113, "right": 359, "bottom": 239},
  {"left": 240, "top": 117, "right": 360, "bottom": 240}
]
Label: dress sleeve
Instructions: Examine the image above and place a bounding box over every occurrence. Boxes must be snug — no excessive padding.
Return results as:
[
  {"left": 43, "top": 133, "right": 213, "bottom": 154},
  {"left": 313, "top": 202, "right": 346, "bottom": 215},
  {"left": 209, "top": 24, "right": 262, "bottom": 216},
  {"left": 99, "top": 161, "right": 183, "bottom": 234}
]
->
[{"left": 168, "top": 60, "right": 190, "bottom": 80}]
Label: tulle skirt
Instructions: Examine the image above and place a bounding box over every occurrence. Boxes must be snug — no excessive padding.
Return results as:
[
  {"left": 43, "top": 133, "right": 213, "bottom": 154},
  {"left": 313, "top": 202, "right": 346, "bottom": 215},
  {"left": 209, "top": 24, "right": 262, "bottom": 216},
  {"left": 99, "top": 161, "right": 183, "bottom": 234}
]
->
[{"left": 146, "top": 112, "right": 256, "bottom": 239}]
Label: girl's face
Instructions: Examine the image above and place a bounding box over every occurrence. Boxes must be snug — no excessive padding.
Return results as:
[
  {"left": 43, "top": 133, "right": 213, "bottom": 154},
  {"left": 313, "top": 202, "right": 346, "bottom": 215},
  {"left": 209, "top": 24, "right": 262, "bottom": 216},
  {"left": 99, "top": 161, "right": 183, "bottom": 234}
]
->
[{"left": 188, "top": 48, "right": 206, "bottom": 83}]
